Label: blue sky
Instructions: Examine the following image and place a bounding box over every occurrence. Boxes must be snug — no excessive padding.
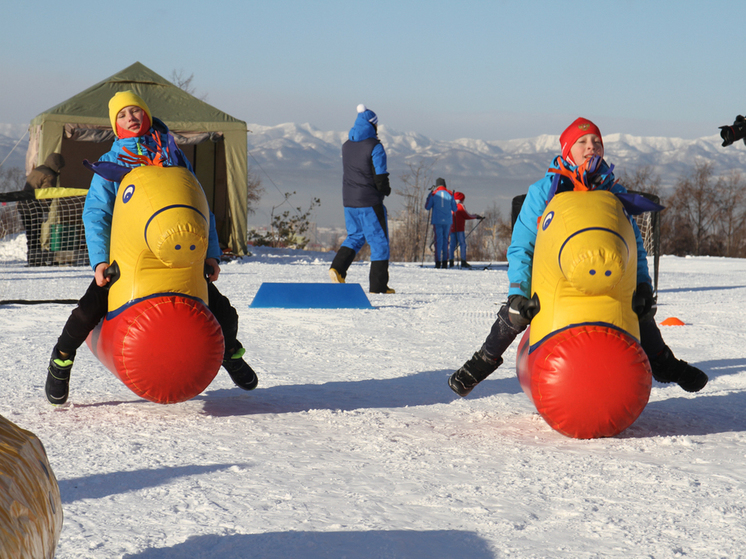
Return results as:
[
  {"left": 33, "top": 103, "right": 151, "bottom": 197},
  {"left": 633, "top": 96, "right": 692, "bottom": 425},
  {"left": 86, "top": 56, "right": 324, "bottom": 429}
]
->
[{"left": 3, "top": 0, "right": 746, "bottom": 141}]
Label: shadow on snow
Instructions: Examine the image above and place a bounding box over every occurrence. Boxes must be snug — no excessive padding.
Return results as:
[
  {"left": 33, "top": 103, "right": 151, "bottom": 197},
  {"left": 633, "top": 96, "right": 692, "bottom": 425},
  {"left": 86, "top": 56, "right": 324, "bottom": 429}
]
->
[
  {"left": 57, "top": 463, "right": 242, "bottom": 504},
  {"left": 121, "top": 529, "right": 494, "bottom": 559},
  {"left": 198, "top": 369, "right": 523, "bottom": 417}
]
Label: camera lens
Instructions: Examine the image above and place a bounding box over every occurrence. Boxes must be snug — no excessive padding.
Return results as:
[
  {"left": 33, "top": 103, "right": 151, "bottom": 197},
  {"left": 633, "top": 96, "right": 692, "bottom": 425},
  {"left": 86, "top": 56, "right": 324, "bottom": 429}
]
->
[{"left": 720, "top": 126, "right": 735, "bottom": 146}]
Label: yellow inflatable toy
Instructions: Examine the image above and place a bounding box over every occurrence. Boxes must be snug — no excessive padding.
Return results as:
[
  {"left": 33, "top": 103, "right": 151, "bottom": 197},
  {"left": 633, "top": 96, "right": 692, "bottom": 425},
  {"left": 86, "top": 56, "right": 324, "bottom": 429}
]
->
[
  {"left": 515, "top": 190, "right": 652, "bottom": 438},
  {"left": 0, "top": 414, "right": 63, "bottom": 559},
  {"left": 86, "top": 165, "right": 224, "bottom": 404}
]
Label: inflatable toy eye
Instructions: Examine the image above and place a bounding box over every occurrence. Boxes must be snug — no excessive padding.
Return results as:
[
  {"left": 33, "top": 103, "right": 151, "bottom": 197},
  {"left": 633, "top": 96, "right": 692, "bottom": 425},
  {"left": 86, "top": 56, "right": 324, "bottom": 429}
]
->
[
  {"left": 542, "top": 211, "right": 554, "bottom": 231},
  {"left": 122, "top": 184, "right": 135, "bottom": 203}
]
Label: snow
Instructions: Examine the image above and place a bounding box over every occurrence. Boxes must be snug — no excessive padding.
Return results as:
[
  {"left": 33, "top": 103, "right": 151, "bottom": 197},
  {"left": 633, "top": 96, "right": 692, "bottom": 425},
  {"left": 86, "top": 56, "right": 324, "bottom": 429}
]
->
[{"left": 1, "top": 245, "right": 746, "bottom": 558}]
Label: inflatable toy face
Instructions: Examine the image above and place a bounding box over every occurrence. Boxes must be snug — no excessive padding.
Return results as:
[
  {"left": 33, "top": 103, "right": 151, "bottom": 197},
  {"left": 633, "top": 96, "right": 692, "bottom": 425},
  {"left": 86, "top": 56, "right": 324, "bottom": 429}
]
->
[
  {"left": 530, "top": 190, "right": 640, "bottom": 345},
  {"left": 108, "top": 165, "right": 211, "bottom": 311}
]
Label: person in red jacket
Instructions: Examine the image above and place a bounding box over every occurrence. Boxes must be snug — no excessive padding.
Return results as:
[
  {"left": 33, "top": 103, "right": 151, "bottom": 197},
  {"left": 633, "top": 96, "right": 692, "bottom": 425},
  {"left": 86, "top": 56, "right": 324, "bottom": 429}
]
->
[{"left": 448, "top": 192, "right": 482, "bottom": 268}]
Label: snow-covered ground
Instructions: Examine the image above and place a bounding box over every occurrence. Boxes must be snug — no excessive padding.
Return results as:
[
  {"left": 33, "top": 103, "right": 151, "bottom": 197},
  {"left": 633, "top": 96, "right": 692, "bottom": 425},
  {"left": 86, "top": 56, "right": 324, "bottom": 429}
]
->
[{"left": 1, "top": 242, "right": 745, "bottom": 558}]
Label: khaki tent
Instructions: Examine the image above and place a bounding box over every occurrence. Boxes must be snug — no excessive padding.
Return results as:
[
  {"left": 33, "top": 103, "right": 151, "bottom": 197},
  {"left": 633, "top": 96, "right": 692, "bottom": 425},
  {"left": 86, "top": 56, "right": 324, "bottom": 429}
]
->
[{"left": 26, "top": 62, "right": 248, "bottom": 256}]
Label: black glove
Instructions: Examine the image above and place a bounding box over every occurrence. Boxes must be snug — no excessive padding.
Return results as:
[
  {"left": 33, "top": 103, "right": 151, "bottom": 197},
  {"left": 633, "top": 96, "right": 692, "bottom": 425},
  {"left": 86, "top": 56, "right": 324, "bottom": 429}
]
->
[
  {"left": 374, "top": 173, "right": 391, "bottom": 196},
  {"left": 508, "top": 294, "right": 540, "bottom": 328},
  {"left": 632, "top": 282, "right": 657, "bottom": 322}
]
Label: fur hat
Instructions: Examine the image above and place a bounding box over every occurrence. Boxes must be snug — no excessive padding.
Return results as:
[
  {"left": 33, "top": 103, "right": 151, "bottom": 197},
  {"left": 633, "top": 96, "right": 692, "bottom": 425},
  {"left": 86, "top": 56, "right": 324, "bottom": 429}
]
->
[
  {"left": 357, "top": 104, "right": 378, "bottom": 125},
  {"left": 435, "top": 178, "right": 447, "bottom": 188},
  {"left": 108, "top": 91, "right": 153, "bottom": 137},
  {"left": 560, "top": 117, "right": 603, "bottom": 162}
]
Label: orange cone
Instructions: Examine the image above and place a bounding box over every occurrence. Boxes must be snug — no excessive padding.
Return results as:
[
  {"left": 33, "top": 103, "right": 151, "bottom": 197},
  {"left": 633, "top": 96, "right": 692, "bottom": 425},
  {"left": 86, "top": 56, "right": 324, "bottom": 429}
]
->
[{"left": 660, "top": 317, "right": 685, "bottom": 326}]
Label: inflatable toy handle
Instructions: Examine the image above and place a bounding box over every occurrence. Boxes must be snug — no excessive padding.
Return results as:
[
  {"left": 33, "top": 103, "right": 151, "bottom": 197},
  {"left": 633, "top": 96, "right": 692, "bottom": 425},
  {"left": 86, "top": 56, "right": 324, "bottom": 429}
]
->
[{"left": 105, "top": 261, "right": 121, "bottom": 286}]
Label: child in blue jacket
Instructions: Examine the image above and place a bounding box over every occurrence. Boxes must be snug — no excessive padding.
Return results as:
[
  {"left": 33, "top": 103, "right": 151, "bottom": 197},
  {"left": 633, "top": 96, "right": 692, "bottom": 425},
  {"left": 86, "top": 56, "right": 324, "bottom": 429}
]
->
[
  {"left": 45, "top": 91, "right": 258, "bottom": 405},
  {"left": 449, "top": 117, "right": 708, "bottom": 397}
]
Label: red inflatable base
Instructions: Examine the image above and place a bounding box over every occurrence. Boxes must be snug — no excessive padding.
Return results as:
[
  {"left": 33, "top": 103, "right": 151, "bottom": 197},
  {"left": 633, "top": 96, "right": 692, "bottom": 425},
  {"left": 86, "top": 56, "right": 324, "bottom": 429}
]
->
[
  {"left": 516, "top": 325, "right": 651, "bottom": 439},
  {"left": 87, "top": 296, "right": 224, "bottom": 404}
]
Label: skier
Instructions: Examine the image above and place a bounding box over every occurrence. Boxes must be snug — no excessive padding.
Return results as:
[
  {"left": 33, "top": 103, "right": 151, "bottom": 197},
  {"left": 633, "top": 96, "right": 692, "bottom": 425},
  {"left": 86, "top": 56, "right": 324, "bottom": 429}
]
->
[
  {"left": 45, "top": 91, "right": 258, "bottom": 405},
  {"left": 448, "top": 191, "right": 482, "bottom": 268},
  {"left": 449, "top": 117, "right": 709, "bottom": 397},
  {"left": 329, "top": 104, "right": 394, "bottom": 294},
  {"left": 425, "top": 178, "right": 457, "bottom": 268}
]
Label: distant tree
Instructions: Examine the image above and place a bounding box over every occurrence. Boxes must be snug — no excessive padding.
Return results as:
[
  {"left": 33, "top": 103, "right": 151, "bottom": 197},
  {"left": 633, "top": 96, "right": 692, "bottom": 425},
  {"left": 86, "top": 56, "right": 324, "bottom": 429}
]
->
[
  {"left": 247, "top": 192, "right": 320, "bottom": 249},
  {"left": 663, "top": 162, "right": 721, "bottom": 256},
  {"left": 170, "top": 69, "right": 208, "bottom": 101},
  {"left": 616, "top": 165, "right": 662, "bottom": 197},
  {"left": 713, "top": 170, "right": 746, "bottom": 257},
  {"left": 247, "top": 165, "right": 263, "bottom": 215},
  {"left": 0, "top": 166, "right": 25, "bottom": 193},
  {"left": 389, "top": 158, "right": 439, "bottom": 262},
  {"left": 467, "top": 202, "right": 511, "bottom": 262}
]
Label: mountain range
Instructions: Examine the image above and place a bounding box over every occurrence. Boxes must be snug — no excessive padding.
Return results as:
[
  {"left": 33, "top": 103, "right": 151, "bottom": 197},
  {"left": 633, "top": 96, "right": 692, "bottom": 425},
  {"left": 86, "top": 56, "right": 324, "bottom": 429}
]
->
[{"left": 3, "top": 122, "right": 746, "bottom": 228}]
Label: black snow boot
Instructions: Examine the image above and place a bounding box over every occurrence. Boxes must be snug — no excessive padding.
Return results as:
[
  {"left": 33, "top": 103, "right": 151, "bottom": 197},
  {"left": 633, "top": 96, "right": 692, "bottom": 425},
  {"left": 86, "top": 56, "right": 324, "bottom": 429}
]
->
[
  {"left": 449, "top": 348, "right": 503, "bottom": 397},
  {"left": 369, "top": 260, "right": 395, "bottom": 293},
  {"left": 46, "top": 346, "right": 75, "bottom": 405},
  {"left": 434, "top": 261, "right": 441, "bottom": 269},
  {"left": 461, "top": 260, "right": 472, "bottom": 268},
  {"left": 448, "top": 260, "right": 454, "bottom": 268},
  {"left": 649, "top": 347, "right": 708, "bottom": 393},
  {"left": 329, "top": 246, "right": 357, "bottom": 283},
  {"left": 223, "top": 345, "right": 258, "bottom": 391}
]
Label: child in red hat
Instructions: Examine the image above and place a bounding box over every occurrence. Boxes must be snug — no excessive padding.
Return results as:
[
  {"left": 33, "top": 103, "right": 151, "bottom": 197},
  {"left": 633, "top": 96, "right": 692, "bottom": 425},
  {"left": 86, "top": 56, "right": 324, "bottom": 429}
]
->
[
  {"left": 448, "top": 191, "right": 482, "bottom": 268},
  {"left": 449, "top": 117, "right": 708, "bottom": 397}
]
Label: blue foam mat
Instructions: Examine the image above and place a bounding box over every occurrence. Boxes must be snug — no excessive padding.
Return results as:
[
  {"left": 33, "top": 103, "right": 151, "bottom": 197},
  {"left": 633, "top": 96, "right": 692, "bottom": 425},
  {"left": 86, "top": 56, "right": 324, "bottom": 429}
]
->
[{"left": 249, "top": 283, "right": 373, "bottom": 309}]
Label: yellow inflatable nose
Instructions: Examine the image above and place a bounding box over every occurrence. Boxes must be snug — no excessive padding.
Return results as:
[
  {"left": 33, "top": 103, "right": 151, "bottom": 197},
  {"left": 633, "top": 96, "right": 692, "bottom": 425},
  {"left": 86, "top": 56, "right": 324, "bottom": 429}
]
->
[
  {"left": 559, "top": 228, "right": 629, "bottom": 296},
  {"left": 155, "top": 225, "right": 208, "bottom": 268},
  {"left": 145, "top": 207, "right": 209, "bottom": 268}
]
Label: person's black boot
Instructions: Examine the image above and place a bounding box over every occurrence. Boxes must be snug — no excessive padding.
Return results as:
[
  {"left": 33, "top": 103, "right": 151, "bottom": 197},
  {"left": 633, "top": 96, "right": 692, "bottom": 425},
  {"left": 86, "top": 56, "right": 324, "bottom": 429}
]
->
[
  {"left": 449, "top": 349, "right": 503, "bottom": 397},
  {"left": 461, "top": 260, "right": 472, "bottom": 268},
  {"left": 448, "top": 260, "right": 454, "bottom": 268},
  {"left": 329, "top": 246, "right": 357, "bottom": 283},
  {"left": 649, "top": 347, "right": 708, "bottom": 393},
  {"left": 223, "top": 346, "right": 258, "bottom": 390},
  {"left": 434, "top": 261, "right": 441, "bottom": 269},
  {"left": 46, "top": 346, "right": 75, "bottom": 405},
  {"left": 369, "top": 260, "right": 395, "bottom": 293}
]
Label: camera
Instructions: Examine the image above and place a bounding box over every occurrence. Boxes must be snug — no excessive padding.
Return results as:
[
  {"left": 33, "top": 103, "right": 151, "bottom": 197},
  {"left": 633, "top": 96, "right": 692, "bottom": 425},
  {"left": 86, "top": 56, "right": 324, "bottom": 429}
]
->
[{"left": 719, "top": 115, "right": 746, "bottom": 147}]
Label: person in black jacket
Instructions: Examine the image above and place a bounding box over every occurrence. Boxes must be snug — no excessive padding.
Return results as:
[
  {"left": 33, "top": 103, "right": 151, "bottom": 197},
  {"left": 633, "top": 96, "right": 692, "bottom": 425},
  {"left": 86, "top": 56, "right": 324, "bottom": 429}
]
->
[
  {"left": 19, "top": 152, "right": 65, "bottom": 266},
  {"left": 329, "top": 104, "right": 394, "bottom": 293}
]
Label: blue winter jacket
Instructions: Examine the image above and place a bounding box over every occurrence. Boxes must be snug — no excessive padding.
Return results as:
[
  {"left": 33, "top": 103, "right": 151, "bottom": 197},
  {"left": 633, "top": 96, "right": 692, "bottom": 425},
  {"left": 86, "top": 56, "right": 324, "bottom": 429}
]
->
[
  {"left": 348, "top": 115, "right": 387, "bottom": 174},
  {"left": 83, "top": 119, "right": 222, "bottom": 269},
  {"left": 425, "top": 186, "right": 458, "bottom": 225},
  {"left": 507, "top": 156, "right": 651, "bottom": 299},
  {"left": 342, "top": 114, "right": 388, "bottom": 208}
]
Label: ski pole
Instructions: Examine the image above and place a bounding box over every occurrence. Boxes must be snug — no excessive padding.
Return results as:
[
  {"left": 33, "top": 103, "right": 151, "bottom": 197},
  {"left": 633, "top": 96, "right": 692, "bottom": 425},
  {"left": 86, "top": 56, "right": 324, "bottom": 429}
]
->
[
  {"left": 420, "top": 207, "right": 432, "bottom": 267},
  {"left": 464, "top": 216, "right": 485, "bottom": 241}
]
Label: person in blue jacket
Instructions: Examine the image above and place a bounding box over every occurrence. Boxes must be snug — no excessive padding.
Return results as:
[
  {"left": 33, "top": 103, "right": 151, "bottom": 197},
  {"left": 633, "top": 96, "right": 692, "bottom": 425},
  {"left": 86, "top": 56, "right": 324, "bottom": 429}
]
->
[
  {"left": 45, "top": 91, "right": 258, "bottom": 405},
  {"left": 449, "top": 117, "right": 709, "bottom": 397},
  {"left": 425, "top": 178, "right": 457, "bottom": 268},
  {"left": 329, "top": 104, "right": 394, "bottom": 293}
]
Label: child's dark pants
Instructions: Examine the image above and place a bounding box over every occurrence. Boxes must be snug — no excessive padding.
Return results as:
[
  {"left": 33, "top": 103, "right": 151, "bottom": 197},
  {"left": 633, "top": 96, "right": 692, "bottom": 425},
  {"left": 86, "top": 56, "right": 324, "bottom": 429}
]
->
[{"left": 56, "top": 280, "right": 239, "bottom": 358}]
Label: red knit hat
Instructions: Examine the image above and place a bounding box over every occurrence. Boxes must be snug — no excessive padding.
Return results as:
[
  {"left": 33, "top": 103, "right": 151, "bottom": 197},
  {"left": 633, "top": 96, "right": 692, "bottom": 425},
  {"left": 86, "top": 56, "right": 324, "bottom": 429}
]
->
[
  {"left": 454, "top": 191, "right": 465, "bottom": 201},
  {"left": 560, "top": 117, "right": 603, "bottom": 162}
]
